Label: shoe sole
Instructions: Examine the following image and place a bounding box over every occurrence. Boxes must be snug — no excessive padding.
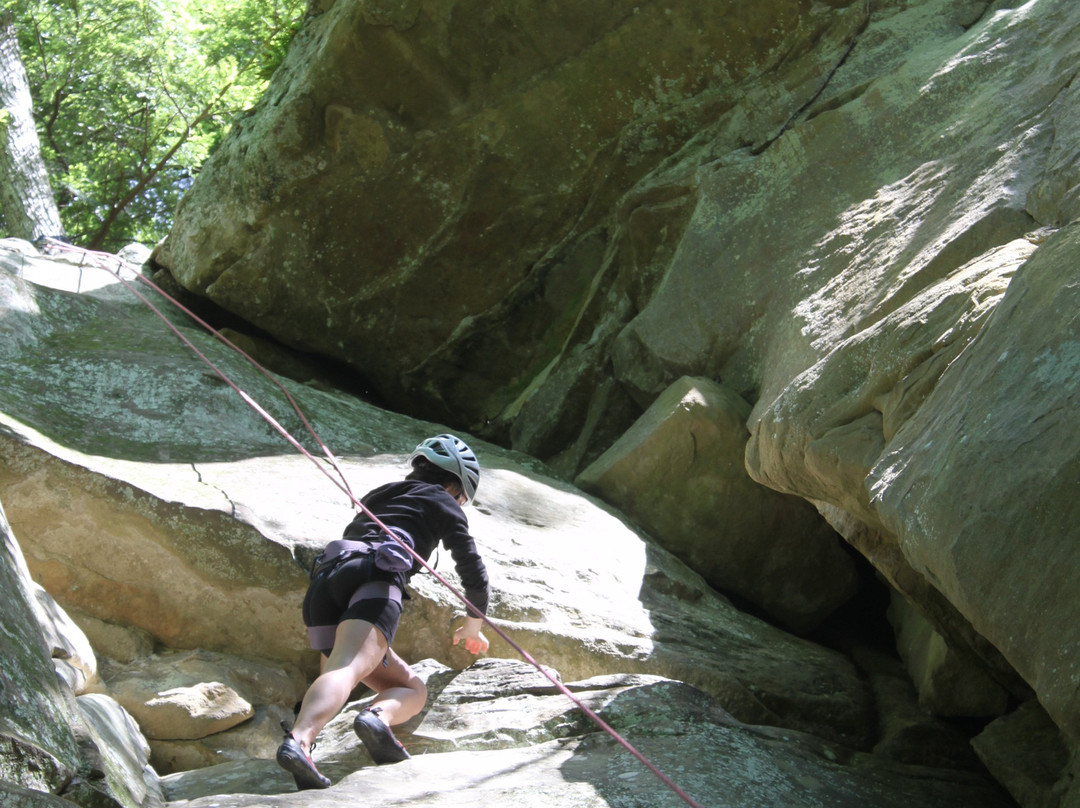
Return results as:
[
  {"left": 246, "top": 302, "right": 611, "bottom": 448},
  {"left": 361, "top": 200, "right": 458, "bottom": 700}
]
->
[
  {"left": 354, "top": 711, "right": 411, "bottom": 764},
  {"left": 276, "top": 739, "right": 331, "bottom": 790}
]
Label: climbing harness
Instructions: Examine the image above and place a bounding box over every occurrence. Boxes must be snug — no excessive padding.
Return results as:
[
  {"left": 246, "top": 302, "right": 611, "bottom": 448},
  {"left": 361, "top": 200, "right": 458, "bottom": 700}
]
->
[{"left": 34, "top": 238, "right": 706, "bottom": 808}]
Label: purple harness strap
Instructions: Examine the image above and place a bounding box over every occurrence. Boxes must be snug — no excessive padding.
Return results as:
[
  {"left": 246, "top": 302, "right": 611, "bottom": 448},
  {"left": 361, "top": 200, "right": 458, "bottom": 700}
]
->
[{"left": 348, "top": 580, "right": 402, "bottom": 608}]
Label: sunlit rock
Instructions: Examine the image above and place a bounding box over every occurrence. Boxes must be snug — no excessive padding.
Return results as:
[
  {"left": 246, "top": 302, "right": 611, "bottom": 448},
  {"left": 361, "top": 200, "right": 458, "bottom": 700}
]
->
[{"left": 577, "top": 376, "right": 859, "bottom": 633}]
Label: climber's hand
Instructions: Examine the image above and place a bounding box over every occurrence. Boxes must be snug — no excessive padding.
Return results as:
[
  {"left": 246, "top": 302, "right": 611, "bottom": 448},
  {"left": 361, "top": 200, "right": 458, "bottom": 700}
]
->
[{"left": 452, "top": 618, "right": 489, "bottom": 655}]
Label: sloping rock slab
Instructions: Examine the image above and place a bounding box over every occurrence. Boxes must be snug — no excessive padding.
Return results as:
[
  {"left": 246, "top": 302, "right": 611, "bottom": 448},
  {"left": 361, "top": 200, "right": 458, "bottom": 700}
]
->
[
  {"left": 0, "top": 249, "right": 871, "bottom": 748},
  {"left": 161, "top": 659, "right": 1014, "bottom": 808}
]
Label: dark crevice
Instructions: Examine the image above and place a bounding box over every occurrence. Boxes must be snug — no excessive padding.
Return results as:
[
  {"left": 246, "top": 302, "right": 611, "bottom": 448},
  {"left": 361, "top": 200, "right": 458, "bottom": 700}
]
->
[{"left": 750, "top": 0, "right": 872, "bottom": 155}]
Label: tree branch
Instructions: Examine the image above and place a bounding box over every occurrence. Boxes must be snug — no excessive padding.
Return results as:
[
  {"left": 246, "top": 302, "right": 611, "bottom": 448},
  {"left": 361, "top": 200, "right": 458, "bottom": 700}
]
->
[{"left": 85, "top": 30, "right": 281, "bottom": 249}]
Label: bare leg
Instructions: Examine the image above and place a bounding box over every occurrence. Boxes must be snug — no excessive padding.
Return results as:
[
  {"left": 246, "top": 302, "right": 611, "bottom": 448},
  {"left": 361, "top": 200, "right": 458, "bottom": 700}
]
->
[
  {"left": 290, "top": 619, "right": 387, "bottom": 750},
  {"left": 359, "top": 646, "right": 428, "bottom": 726},
  {"left": 351, "top": 646, "right": 425, "bottom": 764}
]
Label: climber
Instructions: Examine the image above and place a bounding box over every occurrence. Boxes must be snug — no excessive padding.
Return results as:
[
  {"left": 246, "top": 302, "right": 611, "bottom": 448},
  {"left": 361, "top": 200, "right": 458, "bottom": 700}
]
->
[{"left": 276, "top": 433, "right": 491, "bottom": 790}]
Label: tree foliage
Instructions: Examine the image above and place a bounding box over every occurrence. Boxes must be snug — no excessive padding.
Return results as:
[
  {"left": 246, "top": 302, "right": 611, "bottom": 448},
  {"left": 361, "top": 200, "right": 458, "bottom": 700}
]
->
[{"left": 10, "top": 0, "right": 304, "bottom": 250}]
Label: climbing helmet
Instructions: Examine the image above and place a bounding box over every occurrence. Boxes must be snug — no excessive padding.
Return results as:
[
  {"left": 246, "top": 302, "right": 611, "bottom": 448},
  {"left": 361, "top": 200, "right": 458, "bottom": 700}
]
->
[{"left": 409, "top": 434, "right": 481, "bottom": 503}]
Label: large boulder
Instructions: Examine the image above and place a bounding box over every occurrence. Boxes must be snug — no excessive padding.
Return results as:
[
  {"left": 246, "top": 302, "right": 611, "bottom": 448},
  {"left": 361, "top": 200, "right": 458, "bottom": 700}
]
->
[
  {"left": 7, "top": 0, "right": 1080, "bottom": 798},
  {"left": 576, "top": 376, "right": 859, "bottom": 633},
  {"left": 0, "top": 227, "right": 1049, "bottom": 807},
  {"left": 869, "top": 223, "right": 1080, "bottom": 744},
  {"left": 100, "top": 649, "right": 306, "bottom": 770},
  {"left": 613, "top": 0, "right": 1080, "bottom": 758},
  {"left": 145, "top": 4, "right": 1080, "bottom": 772},
  {"left": 153, "top": 0, "right": 871, "bottom": 435},
  {"left": 972, "top": 700, "right": 1072, "bottom": 808},
  {"left": 0, "top": 495, "right": 163, "bottom": 808}
]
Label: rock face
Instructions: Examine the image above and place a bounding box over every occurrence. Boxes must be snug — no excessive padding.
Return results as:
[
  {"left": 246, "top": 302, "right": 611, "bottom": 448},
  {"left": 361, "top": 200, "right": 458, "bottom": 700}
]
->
[
  {"left": 161, "top": 658, "right": 1017, "bottom": 808},
  {"left": 0, "top": 245, "right": 1041, "bottom": 807},
  {"left": 888, "top": 591, "right": 1009, "bottom": 718},
  {"left": 576, "top": 376, "right": 859, "bottom": 634},
  {"left": 154, "top": 0, "right": 872, "bottom": 442},
  {"left": 149, "top": 1, "right": 1080, "bottom": 768},
  {"left": 0, "top": 497, "right": 84, "bottom": 798},
  {"left": 868, "top": 224, "right": 1080, "bottom": 746},
  {"left": 0, "top": 497, "right": 164, "bottom": 808},
  {"left": 7, "top": 0, "right": 1080, "bottom": 805},
  {"left": 0, "top": 252, "right": 874, "bottom": 748}
]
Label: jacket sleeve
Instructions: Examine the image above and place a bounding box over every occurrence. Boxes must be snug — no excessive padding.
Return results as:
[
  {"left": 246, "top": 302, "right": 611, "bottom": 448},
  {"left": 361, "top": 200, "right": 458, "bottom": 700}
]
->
[{"left": 444, "top": 526, "right": 490, "bottom": 616}]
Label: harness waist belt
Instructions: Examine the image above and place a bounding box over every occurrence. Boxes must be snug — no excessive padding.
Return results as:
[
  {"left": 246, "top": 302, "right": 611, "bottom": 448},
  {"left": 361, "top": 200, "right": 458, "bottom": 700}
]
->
[{"left": 311, "top": 540, "right": 376, "bottom": 578}]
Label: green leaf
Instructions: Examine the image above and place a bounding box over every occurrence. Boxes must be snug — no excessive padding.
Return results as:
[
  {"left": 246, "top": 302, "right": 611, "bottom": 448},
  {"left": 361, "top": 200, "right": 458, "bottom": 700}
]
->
[{"left": 14, "top": 0, "right": 305, "bottom": 250}]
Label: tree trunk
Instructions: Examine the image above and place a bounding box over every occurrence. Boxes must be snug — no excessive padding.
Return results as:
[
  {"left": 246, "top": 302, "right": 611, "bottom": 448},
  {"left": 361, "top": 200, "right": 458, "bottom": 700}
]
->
[{"left": 0, "top": 11, "right": 65, "bottom": 242}]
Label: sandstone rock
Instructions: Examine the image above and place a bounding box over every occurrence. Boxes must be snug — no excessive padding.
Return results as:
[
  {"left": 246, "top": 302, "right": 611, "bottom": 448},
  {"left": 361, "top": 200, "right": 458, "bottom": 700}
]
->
[
  {"left": 611, "top": 0, "right": 1060, "bottom": 408},
  {"left": 73, "top": 693, "right": 164, "bottom": 808},
  {"left": 851, "top": 645, "right": 982, "bottom": 772},
  {"left": 0, "top": 252, "right": 874, "bottom": 751},
  {"left": 0, "top": 237, "right": 1033, "bottom": 804},
  {"left": 4, "top": 0, "right": 1080, "bottom": 801},
  {"left": 599, "top": 10, "right": 1080, "bottom": 745},
  {"left": 148, "top": 704, "right": 295, "bottom": 775},
  {"left": 606, "top": 0, "right": 1080, "bottom": 758},
  {"left": 576, "top": 376, "right": 859, "bottom": 633},
  {"left": 869, "top": 223, "right": 1080, "bottom": 746},
  {"left": 0, "top": 497, "right": 83, "bottom": 795},
  {"left": 0, "top": 496, "right": 163, "bottom": 807},
  {"left": 14, "top": 14, "right": 1076, "bottom": 797},
  {"left": 817, "top": 503, "right": 1030, "bottom": 702},
  {"left": 0, "top": 446, "right": 315, "bottom": 666},
  {"left": 122, "top": 682, "right": 253, "bottom": 742},
  {"left": 26, "top": 579, "right": 99, "bottom": 695},
  {"left": 0, "top": 236, "right": 141, "bottom": 295},
  {"left": 0, "top": 782, "right": 84, "bottom": 807},
  {"left": 102, "top": 649, "right": 307, "bottom": 723},
  {"left": 102, "top": 649, "right": 306, "bottom": 742},
  {"left": 744, "top": 236, "right": 1029, "bottom": 529},
  {"left": 972, "top": 700, "right": 1071, "bottom": 808},
  {"left": 161, "top": 658, "right": 1017, "bottom": 808},
  {"left": 154, "top": 0, "right": 870, "bottom": 437},
  {"left": 888, "top": 591, "right": 1009, "bottom": 718},
  {"left": 1064, "top": 757, "right": 1080, "bottom": 808},
  {"left": 68, "top": 609, "right": 156, "bottom": 666}
]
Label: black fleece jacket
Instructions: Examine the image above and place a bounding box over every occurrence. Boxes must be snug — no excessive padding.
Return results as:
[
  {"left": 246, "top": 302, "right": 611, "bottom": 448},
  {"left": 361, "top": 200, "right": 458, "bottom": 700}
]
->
[{"left": 342, "top": 479, "right": 490, "bottom": 615}]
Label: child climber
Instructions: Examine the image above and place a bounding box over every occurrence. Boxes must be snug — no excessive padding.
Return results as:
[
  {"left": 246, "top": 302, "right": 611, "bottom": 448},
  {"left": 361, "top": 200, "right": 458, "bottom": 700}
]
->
[{"left": 276, "top": 434, "right": 491, "bottom": 790}]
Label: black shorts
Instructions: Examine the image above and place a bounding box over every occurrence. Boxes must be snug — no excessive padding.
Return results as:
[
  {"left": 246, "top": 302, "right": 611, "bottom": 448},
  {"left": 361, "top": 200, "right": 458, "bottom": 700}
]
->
[{"left": 302, "top": 555, "right": 404, "bottom": 654}]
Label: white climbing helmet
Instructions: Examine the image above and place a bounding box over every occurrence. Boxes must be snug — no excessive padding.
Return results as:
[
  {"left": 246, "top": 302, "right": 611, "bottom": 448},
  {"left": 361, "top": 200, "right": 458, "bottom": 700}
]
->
[{"left": 409, "top": 434, "right": 481, "bottom": 503}]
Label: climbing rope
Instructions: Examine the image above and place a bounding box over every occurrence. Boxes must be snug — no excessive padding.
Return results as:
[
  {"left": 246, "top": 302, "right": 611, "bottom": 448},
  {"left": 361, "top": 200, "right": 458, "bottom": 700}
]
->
[
  {"left": 35, "top": 238, "right": 707, "bottom": 808},
  {"left": 34, "top": 239, "right": 358, "bottom": 505}
]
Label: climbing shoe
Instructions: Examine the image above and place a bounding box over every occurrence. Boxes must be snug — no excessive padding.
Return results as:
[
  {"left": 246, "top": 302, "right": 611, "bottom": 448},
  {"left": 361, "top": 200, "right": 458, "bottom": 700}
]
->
[
  {"left": 354, "top": 707, "right": 411, "bottom": 764},
  {"left": 276, "top": 732, "right": 331, "bottom": 790}
]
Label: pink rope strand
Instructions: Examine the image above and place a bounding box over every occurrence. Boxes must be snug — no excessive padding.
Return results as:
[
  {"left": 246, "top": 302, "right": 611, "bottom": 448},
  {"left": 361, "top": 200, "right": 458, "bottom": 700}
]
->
[
  {"left": 37, "top": 239, "right": 707, "bottom": 808},
  {"left": 40, "top": 239, "right": 358, "bottom": 506}
]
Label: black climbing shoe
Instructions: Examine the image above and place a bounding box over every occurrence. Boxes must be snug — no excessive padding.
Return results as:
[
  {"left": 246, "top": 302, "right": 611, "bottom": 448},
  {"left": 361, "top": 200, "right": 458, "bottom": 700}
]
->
[
  {"left": 276, "top": 733, "right": 331, "bottom": 790},
  {"left": 354, "top": 708, "right": 411, "bottom": 764}
]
